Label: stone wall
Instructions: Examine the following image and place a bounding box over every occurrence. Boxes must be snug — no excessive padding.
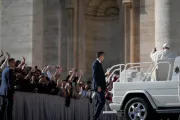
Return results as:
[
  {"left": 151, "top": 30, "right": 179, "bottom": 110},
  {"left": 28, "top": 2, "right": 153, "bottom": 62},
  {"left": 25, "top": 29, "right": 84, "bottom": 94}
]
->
[
  {"left": 1, "top": 0, "right": 34, "bottom": 65},
  {"left": 139, "top": 0, "right": 155, "bottom": 62},
  {"left": 0, "top": 0, "right": 67, "bottom": 70},
  {"left": 0, "top": 0, "right": 124, "bottom": 79},
  {"left": 85, "top": 16, "right": 124, "bottom": 78},
  {"left": 43, "top": 0, "right": 61, "bottom": 66},
  {"left": 169, "top": 0, "right": 180, "bottom": 55},
  {"left": 0, "top": 0, "right": 157, "bottom": 78},
  {"left": 32, "top": 0, "right": 44, "bottom": 68},
  {"left": 139, "top": 0, "right": 180, "bottom": 63}
]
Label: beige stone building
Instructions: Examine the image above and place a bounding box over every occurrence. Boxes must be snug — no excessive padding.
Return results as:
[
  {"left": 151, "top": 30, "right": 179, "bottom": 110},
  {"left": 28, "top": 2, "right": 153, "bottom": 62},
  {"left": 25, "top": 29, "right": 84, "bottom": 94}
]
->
[{"left": 1, "top": 0, "right": 180, "bottom": 79}]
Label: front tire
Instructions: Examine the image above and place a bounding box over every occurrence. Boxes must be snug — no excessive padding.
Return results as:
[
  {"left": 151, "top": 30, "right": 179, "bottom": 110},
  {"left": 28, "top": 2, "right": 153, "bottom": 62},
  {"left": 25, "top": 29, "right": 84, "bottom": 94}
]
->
[{"left": 124, "top": 97, "right": 157, "bottom": 120}]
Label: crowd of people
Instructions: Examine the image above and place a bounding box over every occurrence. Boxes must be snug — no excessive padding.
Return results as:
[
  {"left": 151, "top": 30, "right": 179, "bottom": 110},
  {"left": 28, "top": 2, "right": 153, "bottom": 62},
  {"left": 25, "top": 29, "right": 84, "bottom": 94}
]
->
[{"left": 0, "top": 51, "right": 118, "bottom": 107}]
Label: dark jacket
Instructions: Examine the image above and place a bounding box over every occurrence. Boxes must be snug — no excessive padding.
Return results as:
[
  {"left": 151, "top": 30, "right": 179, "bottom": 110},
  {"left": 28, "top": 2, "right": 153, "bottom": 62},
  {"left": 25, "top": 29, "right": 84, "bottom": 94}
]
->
[
  {"left": 92, "top": 60, "right": 106, "bottom": 91},
  {"left": 0, "top": 66, "right": 14, "bottom": 97}
]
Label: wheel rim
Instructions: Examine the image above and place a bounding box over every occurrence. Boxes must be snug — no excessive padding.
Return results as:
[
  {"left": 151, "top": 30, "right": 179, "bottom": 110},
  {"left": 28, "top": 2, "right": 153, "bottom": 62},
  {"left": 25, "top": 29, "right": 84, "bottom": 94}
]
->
[{"left": 128, "top": 102, "right": 147, "bottom": 120}]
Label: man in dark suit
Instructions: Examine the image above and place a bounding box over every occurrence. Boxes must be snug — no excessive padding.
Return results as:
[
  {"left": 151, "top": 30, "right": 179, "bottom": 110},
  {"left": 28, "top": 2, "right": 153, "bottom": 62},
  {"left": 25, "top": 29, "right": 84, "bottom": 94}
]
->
[
  {"left": 0, "top": 58, "right": 16, "bottom": 120},
  {"left": 92, "top": 51, "right": 106, "bottom": 120}
]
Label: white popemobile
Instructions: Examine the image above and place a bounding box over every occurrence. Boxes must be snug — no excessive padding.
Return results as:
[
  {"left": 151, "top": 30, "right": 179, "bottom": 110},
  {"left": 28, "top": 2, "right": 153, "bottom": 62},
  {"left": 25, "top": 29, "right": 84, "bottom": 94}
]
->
[{"left": 103, "top": 56, "right": 180, "bottom": 120}]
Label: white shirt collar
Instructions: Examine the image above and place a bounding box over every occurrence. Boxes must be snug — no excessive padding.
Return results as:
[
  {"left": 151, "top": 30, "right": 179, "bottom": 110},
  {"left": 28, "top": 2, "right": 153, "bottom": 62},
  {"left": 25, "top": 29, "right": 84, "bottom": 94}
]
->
[{"left": 97, "top": 59, "right": 101, "bottom": 63}]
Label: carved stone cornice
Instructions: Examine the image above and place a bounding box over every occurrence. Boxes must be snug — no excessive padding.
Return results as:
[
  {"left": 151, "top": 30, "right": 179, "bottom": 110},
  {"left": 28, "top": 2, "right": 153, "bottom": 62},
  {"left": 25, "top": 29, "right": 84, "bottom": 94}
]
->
[
  {"left": 86, "top": 0, "right": 119, "bottom": 17},
  {"left": 122, "top": 0, "right": 132, "bottom": 8},
  {"left": 122, "top": 0, "right": 131, "bottom": 4}
]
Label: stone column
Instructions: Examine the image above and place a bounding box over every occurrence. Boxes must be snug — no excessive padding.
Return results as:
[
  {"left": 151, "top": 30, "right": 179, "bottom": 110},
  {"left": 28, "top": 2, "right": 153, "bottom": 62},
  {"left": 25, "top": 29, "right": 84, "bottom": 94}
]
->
[
  {"left": 59, "top": 0, "right": 68, "bottom": 77},
  {"left": 66, "top": 0, "right": 74, "bottom": 71},
  {"left": 122, "top": 0, "right": 140, "bottom": 64},
  {"left": 123, "top": 3, "right": 131, "bottom": 63},
  {"left": 155, "top": 0, "right": 171, "bottom": 50},
  {"left": 78, "top": 0, "right": 86, "bottom": 72},
  {"left": 32, "top": 0, "right": 44, "bottom": 68},
  {"left": 117, "top": 0, "right": 125, "bottom": 64},
  {"left": 73, "top": 0, "right": 78, "bottom": 69},
  {"left": 43, "top": 0, "right": 63, "bottom": 66},
  {"left": 73, "top": 0, "right": 86, "bottom": 72},
  {"left": 130, "top": 0, "right": 140, "bottom": 63},
  {"left": 155, "top": 0, "right": 180, "bottom": 55},
  {"left": 1, "top": 0, "right": 34, "bottom": 65}
]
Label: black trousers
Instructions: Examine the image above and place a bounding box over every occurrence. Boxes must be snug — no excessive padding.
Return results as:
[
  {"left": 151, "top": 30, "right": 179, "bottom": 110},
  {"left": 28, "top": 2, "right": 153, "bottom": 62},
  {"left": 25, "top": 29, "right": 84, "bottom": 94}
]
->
[
  {"left": 92, "top": 91, "right": 105, "bottom": 120},
  {"left": 0, "top": 96, "right": 13, "bottom": 120}
]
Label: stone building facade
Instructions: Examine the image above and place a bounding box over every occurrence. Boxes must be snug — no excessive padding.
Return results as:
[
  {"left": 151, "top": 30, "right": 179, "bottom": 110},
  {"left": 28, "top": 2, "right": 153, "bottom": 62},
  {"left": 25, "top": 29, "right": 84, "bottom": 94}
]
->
[{"left": 0, "top": 0, "right": 180, "bottom": 79}]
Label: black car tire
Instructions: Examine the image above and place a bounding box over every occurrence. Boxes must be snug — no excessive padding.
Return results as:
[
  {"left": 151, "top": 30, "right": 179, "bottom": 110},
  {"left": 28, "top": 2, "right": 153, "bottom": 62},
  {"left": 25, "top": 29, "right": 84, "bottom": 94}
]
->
[{"left": 124, "top": 97, "right": 158, "bottom": 120}]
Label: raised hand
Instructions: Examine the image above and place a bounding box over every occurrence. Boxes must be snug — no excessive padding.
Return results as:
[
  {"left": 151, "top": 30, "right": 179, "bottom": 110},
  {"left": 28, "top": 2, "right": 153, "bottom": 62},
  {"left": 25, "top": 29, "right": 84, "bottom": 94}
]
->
[
  {"left": 23, "top": 56, "right": 25, "bottom": 62},
  {"left": 105, "top": 71, "right": 110, "bottom": 76},
  {"left": 0, "top": 50, "right": 4, "bottom": 57},
  {"left": 46, "top": 65, "right": 51, "bottom": 70},
  {"left": 22, "top": 56, "right": 26, "bottom": 64},
  {"left": 6, "top": 52, "right": 10, "bottom": 59},
  {"left": 153, "top": 47, "right": 157, "bottom": 53}
]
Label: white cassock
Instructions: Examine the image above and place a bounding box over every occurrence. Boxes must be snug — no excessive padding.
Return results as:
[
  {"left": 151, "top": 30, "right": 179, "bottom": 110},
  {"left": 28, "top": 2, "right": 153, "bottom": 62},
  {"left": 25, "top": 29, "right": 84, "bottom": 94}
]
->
[
  {"left": 150, "top": 49, "right": 175, "bottom": 62},
  {"left": 150, "top": 50, "right": 176, "bottom": 81}
]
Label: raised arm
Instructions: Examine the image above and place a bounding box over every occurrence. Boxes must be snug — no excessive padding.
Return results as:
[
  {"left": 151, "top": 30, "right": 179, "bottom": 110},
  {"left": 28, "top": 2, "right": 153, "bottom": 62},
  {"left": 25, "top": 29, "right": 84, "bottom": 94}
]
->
[
  {"left": 77, "top": 72, "right": 83, "bottom": 84},
  {"left": 0, "top": 50, "right": 4, "bottom": 58},
  {"left": 68, "top": 70, "right": 75, "bottom": 82},
  {"left": 41, "top": 66, "right": 46, "bottom": 73},
  {"left": 0, "top": 52, "right": 10, "bottom": 70},
  {"left": 17, "top": 57, "right": 25, "bottom": 69},
  {"left": 42, "top": 65, "right": 51, "bottom": 74},
  {"left": 52, "top": 67, "right": 62, "bottom": 80},
  {"left": 150, "top": 47, "right": 157, "bottom": 61},
  {"left": 38, "top": 75, "right": 44, "bottom": 84},
  {"left": 24, "top": 70, "right": 32, "bottom": 80},
  {"left": 54, "top": 67, "right": 62, "bottom": 76}
]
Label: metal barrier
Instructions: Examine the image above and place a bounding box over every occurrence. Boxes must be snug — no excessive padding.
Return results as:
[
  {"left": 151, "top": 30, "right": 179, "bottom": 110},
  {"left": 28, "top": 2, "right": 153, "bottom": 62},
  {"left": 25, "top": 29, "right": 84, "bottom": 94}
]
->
[{"left": 13, "top": 92, "right": 123, "bottom": 120}]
